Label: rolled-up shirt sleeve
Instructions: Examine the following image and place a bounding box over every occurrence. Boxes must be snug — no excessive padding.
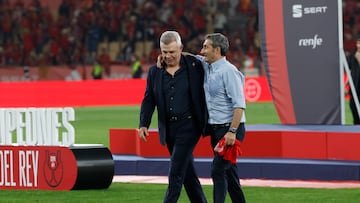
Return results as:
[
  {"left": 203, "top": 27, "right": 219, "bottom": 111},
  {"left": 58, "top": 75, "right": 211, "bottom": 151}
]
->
[{"left": 223, "top": 66, "right": 246, "bottom": 109}]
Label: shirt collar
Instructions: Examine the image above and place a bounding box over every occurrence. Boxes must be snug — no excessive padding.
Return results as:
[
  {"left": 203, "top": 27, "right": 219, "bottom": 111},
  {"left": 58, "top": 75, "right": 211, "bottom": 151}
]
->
[
  {"left": 162, "top": 57, "right": 185, "bottom": 73},
  {"left": 209, "top": 57, "right": 226, "bottom": 70}
]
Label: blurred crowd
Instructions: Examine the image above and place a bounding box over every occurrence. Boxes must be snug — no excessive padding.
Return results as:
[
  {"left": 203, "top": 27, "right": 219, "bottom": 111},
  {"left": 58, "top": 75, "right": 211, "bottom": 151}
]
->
[
  {"left": 0, "top": 0, "right": 359, "bottom": 77},
  {"left": 343, "top": 0, "right": 360, "bottom": 56},
  {"left": 0, "top": 0, "right": 260, "bottom": 76}
]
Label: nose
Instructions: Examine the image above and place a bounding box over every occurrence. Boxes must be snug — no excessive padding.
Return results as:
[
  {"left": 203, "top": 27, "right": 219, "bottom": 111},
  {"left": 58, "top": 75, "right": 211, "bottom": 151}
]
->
[{"left": 164, "top": 54, "right": 173, "bottom": 61}]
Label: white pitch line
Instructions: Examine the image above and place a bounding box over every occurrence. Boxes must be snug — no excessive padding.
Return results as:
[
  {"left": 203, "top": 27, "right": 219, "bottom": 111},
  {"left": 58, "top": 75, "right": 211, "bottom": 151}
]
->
[{"left": 112, "top": 176, "right": 360, "bottom": 189}]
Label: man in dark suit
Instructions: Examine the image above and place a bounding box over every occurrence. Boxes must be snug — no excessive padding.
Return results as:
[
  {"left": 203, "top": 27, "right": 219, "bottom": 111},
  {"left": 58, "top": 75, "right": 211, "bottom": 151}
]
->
[
  {"left": 138, "top": 31, "right": 208, "bottom": 203},
  {"left": 347, "top": 35, "right": 360, "bottom": 124}
]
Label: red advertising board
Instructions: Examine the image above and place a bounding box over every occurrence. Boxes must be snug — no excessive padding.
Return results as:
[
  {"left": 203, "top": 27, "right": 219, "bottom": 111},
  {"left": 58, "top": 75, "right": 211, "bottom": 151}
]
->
[
  {"left": 0, "top": 146, "right": 77, "bottom": 190},
  {"left": 0, "top": 77, "right": 272, "bottom": 107},
  {"left": 244, "top": 77, "right": 272, "bottom": 102}
]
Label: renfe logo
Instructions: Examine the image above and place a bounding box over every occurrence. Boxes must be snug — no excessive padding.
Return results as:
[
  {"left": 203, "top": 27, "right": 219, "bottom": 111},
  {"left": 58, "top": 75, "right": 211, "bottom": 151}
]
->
[
  {"left": 292, "top": 4, "right": 328, "bottom": 18},
  {"left": 298, "top": 34, "right": 323, "bottom": 49}
]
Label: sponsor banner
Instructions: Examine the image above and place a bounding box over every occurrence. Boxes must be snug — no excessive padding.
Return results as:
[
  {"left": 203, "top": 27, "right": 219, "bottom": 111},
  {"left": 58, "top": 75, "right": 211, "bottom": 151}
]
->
[
  {"left": 0, "top": 65, "right": 150, "bottom": 82},
  {"left": 0, "top": 146, "right": 77, "bottom": 190},
  {"left": 0, "top": 77, "right": 272, "bottom": 107},
  {"left": 0, "top": 80, "right": 147, "bottom": 107},
  {"left": 244, "top": 77, "right": 272, "bottom": 102},
  {"left": 259, "top": 0, "right": 341, "bottom": 124}
]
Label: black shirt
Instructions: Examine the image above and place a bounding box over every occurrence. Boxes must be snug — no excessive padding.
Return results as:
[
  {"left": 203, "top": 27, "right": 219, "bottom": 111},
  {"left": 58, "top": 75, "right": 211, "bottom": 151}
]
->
[{"left": 162, "top": 63, "right": 192, "bottom": 118}]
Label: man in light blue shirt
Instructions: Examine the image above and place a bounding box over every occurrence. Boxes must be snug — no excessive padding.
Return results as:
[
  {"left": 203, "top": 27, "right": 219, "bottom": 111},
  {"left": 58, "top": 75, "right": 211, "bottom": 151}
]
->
[
  {"left": 196, "top": 33, "right": 246, "bottom": 203},
  {"left": 197, "top": 49, "right": 246, "bottom": 128}
]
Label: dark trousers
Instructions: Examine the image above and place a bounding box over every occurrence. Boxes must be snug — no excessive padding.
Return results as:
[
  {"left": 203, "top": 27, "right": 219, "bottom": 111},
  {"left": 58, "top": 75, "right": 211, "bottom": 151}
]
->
[
  {"left": 164, "top": 118, "right": 207, "bottom": 203},
  {"left": 209, "top": 123, "right": 246, "bottom": 203}
]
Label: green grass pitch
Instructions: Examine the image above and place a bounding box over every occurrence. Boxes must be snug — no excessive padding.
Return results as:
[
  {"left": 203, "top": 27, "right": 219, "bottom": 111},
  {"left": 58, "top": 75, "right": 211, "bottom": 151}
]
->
[{"left": 0, "top": 102, "right": 357, "bottom": 202}]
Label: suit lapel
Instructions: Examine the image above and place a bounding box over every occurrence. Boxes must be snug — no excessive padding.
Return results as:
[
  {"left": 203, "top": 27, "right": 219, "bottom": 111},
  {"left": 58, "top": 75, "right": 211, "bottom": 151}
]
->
[{"left": 155, "top": 68, "right": 166, "bottom": 120}]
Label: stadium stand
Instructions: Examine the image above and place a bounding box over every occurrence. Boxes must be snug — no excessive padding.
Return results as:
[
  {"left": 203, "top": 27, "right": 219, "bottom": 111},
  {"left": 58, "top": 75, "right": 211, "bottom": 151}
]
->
[{"left": 0, "top": 0, "right": 359, "bottom": 78}]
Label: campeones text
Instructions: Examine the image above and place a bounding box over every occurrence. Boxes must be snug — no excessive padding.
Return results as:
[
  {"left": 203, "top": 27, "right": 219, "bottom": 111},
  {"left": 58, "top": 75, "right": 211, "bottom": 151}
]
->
[{"left": 0, "top": 108, "right": 75, "bottom": 146}]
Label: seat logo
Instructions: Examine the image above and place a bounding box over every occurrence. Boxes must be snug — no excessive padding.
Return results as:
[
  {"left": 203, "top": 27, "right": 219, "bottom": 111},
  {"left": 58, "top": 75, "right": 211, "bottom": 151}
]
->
[
  {"left": 292, "top": 5, "right": 303, "bottom": 18},
  {"left": 292, "top": 4, "right": 328, "bottom": 18}
]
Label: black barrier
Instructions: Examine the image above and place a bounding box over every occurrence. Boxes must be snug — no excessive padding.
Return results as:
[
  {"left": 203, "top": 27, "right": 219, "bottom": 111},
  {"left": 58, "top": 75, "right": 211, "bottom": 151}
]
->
[{"left": 70, "top": 144, "right": 114, "bottom": 190}]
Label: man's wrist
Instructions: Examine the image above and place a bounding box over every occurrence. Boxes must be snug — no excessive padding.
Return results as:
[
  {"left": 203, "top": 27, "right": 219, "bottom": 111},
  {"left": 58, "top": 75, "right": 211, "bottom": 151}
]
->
[{"left": 228, "top": 127, "right": 237, "bottom": 133}]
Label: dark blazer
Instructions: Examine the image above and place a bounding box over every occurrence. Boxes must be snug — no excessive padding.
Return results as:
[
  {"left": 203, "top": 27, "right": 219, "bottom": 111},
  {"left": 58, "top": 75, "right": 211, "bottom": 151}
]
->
[
  {"left": 348, "top": 53, "right": 360, "bottom": 101},
  {"left": 140, "top": 55, "right": 206, "bottom": 145}
]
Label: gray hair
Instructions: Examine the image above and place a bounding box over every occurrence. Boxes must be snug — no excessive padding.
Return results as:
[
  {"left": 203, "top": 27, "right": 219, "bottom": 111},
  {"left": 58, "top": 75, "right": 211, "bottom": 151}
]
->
[
  {"left": 205, "top": 33, "right": 229, "bottom": 56},
  {"left": 160, "top": 31, "right": 182, "bottom": 47}
]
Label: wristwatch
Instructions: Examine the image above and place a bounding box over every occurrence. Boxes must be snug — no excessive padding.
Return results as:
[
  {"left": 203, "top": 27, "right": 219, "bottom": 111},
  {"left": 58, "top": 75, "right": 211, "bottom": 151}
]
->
[{"left": 228, "top": 127, "right": 237, "bottom": 133}]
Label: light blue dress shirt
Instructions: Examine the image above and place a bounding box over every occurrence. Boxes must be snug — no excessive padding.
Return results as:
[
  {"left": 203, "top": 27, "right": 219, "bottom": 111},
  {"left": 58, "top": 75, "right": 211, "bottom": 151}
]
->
[{"left": 196, "top": 55, "right": 246, "bottom": 124}]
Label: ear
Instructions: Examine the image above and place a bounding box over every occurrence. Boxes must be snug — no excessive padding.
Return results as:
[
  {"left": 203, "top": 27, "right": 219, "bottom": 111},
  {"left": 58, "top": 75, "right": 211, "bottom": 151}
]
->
[{"left": 215, "top": 46, "right": 221, "bottom": 55}]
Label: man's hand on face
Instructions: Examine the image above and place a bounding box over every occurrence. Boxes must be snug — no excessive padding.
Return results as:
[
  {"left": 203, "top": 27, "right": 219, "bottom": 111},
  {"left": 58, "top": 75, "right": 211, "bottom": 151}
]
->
[{"left": 157, "top": 55, "right": 164, "bottom": 69}]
